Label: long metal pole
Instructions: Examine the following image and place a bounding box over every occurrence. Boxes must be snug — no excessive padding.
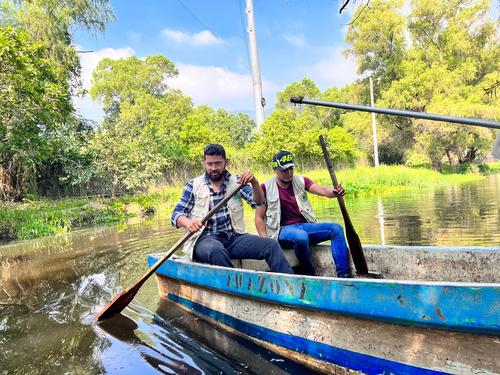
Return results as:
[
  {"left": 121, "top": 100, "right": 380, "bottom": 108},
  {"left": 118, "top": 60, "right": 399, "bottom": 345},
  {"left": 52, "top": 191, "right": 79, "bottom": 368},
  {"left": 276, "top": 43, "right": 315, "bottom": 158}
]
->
[
  {"left": 369, "top": 77, "right": 380, "bottom": 166},
  {"left": 245, "top": 0, "right": 265, "bottom": 128},
  {"left": 290, "top": 97, "right": 500, "bottom": 130}
]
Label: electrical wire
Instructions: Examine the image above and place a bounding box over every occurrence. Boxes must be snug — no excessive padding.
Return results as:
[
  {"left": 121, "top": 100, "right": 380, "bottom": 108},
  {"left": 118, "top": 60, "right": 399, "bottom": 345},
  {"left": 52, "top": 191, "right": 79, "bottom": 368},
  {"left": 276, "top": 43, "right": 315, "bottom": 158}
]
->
[{"left": 174, "top": 0, "right": 250, "bottom": 70}]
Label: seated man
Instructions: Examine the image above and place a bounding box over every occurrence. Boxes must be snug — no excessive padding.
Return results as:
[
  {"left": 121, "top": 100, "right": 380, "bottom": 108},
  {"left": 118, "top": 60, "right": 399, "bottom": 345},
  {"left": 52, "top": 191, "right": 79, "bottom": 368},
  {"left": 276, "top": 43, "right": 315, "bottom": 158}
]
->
[
  {"left": 255, "top": 150, "right": 352, "bottom": 277},
  {"left": 171, "top": 144, "right": 293, "bottom": 274}
]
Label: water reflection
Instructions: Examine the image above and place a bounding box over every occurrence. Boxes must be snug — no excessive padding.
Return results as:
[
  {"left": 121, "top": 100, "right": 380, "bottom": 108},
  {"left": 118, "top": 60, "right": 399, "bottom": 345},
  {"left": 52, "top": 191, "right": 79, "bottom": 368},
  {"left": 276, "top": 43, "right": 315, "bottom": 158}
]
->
[
  {"left": 95, "top": 302, "right": 311, "bottom": 374},
  {"left": 311, "top": 174, "right": 500, "bottom": 246},
  {"left": 377, "top": 197, "right": 385, "bottom": 246},
  {"left": 96, "top": 311, "right": 208, "bottom": 374}
]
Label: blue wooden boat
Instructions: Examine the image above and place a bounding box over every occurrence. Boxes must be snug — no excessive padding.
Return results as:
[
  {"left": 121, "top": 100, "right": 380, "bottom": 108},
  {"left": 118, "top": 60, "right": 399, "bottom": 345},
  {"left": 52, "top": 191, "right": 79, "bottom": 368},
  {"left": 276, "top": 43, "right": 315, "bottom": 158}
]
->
[{"left": 148, "top": 244, "right": 500, "bottom": 374}]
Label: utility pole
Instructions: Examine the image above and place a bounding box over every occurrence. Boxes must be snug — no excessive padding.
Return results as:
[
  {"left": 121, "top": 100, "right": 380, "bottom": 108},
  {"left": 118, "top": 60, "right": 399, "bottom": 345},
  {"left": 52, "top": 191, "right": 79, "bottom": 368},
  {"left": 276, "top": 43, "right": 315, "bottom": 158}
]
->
[
  {"left": 245, "top": 0, "right": 265, "bottom": 128},
  {"left": 369, "top": 76, "right": 380, "bottom": 167}
]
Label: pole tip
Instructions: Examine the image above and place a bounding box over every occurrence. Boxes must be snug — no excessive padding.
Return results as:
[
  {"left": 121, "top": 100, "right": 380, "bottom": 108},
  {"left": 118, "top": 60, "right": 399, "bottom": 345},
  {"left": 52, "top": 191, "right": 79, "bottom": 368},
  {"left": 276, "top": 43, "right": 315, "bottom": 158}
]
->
[{"left": 290, "top": 96, "right": 304, "bottom": 104}]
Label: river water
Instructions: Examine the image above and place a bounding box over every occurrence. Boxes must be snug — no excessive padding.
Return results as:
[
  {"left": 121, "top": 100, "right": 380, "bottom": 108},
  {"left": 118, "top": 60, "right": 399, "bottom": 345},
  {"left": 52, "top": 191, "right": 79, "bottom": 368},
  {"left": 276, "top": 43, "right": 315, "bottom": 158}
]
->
[{"left": 1, "top": 174, "right": 499, "bottom": 374}]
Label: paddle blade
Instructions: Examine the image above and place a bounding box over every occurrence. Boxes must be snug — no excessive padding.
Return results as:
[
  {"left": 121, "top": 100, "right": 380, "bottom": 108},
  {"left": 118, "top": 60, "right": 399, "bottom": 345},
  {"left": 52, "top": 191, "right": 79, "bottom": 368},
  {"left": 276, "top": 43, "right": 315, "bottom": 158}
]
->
[
  {"left": 344, "top": 225, "right": 368, "bottom": 274},
  {"left": 95, "top": 283, "right": 142, "bottom": 322}
]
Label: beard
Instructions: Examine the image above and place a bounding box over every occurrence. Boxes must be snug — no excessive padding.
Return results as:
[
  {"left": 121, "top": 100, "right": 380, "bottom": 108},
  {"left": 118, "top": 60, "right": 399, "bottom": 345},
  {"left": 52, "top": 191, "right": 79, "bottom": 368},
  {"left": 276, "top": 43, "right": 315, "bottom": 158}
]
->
[
  {"left": 277, "top": 175, "right": 292, "bottom": 184},
  {"left": 205, "top": 170, "right": 224, "bottom": 182}
]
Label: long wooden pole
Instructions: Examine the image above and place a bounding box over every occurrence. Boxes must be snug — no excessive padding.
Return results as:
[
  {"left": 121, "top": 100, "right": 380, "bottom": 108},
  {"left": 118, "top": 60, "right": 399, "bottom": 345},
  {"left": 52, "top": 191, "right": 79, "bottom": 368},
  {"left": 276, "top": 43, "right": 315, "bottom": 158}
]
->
[
  {"left": 95, "top": 184, "right": 244, "bottom": 321},
  {"left": 319, "top": 135, "right": 368, "bottom": 274},
  {"left": 292, "top": 97, "right": 500, "bottom": 130}
]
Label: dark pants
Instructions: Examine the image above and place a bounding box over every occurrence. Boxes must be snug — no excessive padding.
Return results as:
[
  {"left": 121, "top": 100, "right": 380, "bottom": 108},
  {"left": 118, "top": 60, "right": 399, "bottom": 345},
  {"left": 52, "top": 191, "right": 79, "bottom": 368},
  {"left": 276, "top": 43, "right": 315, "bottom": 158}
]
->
[{"left": 193, "top": 232, "right": 293, "bottom": 274}]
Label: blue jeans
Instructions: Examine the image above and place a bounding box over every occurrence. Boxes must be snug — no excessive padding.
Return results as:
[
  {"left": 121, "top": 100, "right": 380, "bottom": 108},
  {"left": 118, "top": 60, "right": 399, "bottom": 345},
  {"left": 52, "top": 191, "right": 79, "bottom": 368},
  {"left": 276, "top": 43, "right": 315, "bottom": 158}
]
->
[
  {"left": 193, "top": 232, "right": 294, "bottom": 274},
  {"left": 278, "top": 222, "right": 351, "bottom": 277}
]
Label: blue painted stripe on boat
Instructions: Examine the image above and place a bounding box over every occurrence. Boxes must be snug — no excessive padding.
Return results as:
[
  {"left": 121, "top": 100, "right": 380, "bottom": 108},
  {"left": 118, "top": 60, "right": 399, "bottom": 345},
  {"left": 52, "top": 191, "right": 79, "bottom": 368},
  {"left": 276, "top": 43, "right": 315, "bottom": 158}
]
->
[
  {"left": 168, "top": 293, "right": 450, "bottom": 375},
  {"left": 147, "top": 256, "right": 500, "bottom": 335}
]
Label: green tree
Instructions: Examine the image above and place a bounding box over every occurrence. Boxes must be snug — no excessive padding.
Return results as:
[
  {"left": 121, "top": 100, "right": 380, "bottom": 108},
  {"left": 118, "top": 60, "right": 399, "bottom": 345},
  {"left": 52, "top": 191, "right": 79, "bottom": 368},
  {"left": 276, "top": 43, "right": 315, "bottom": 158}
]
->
[
  {"left": 88, "top": 91, "right": 194, "bottom": 193},
  {"left": 179, "top": 106, "right": 255, "bottom": 167},
  {"left": 344, "top": 0, "right": 499, "bottom": 168},
  {"left": 36, "top": 118, "right": 101, "bottom": 197},
  {"left": 384, "top": 0, "right": 498, "bottom": 168},
  {"left": 345, "top": 0, "right": 406, "bottom": 91},
  {"left": 0, "top": 0, "right": 114, "bottom": 200},
  {"left": 0, "top": 28, "right": 72, "bottom": 200},
  {"left": 90, "top": 55, "right": 178, "bottom": 119},
  {"left": 89, "top": 55, "right": 196, "bottom": 192},
  {"left": 275, "top": 78, "right": 321, "bottom": 111},
  {"left": 249, "top": 109, "right": 357, "bottom": 167},
  {"left": 2, "top": 0, "right": 114, "bottom": 95}
]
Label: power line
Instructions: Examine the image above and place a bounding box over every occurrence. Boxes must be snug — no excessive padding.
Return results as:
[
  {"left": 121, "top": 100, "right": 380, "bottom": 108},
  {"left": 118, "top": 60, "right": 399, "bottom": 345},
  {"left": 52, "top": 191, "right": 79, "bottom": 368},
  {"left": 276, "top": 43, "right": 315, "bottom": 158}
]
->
[{"left": 174, "top": 0, "right": 250, "bottom": 70}]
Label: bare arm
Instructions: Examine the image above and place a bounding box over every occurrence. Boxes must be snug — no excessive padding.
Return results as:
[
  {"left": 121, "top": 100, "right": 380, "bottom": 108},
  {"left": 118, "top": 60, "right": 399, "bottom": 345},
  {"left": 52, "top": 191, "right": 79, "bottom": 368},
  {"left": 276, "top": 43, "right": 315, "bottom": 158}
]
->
[
  {"left": 255, "top": 205, "right": 268, "bottom": 237},
  {"left": 308, "top": 183, "right": 346, "bottom": 198},
  {"left": 239, "top": 170, "right": 265, "bottom": 205}
]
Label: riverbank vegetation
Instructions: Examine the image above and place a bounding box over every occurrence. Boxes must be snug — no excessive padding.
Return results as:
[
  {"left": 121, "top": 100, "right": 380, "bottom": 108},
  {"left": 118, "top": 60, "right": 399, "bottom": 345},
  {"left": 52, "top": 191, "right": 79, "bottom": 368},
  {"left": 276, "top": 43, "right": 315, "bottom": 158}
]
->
[
  {"left": 1, "top": 165, "right": 486, "bottom": 242},
  {"left": 480, "top": 162, "right": 500, "bottom": 174}
]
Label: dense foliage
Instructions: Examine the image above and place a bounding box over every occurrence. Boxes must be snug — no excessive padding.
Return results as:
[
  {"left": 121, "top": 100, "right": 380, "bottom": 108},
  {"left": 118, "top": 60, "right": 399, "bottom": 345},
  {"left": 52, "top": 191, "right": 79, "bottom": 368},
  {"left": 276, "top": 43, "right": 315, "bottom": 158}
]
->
[
  {"left": 0, "top": 0, "right": 114, "bottom": 200},
  {"left": 0, "top": 0, "right": 498, "bottom": 202},
  {"left": 345, "top": 0, "right": 499, "bottom": 169}
]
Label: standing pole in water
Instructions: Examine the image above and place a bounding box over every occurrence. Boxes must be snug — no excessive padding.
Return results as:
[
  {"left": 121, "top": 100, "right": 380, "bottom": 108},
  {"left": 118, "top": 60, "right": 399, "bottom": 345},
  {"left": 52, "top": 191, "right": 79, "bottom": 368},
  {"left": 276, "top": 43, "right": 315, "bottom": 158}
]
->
[{"left": 369, "top": 77, "right": 380, "bottom": 167}]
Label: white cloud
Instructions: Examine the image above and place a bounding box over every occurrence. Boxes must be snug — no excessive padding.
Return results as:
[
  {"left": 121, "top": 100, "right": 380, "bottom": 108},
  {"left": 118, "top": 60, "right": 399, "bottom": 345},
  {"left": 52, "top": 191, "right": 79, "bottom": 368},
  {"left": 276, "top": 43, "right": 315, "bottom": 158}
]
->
[
  {"left": 73, "top": 46, "right": 136, "bottom": 121},
  {"left": 300, "top": 47, "right": 358, "bottom": 89},
  {"left": 167, "top": 63, "right": 280, "bottom": 110},
  {"left": 161, "top": 28, "right": 223, "bottom": 46},
  {"left": 284, "top": 33, "right": 306, "bottom": 47},
  {"left": 73, "top": 45, "right": 280, "bottom": 120}
]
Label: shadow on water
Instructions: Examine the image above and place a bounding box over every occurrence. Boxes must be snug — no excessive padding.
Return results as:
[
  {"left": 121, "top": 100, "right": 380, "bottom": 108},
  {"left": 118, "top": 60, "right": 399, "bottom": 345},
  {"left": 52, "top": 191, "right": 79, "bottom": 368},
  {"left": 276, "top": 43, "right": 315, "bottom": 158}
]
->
[{"left": 96, "top": 301, "right": 315, "bottom": 374}]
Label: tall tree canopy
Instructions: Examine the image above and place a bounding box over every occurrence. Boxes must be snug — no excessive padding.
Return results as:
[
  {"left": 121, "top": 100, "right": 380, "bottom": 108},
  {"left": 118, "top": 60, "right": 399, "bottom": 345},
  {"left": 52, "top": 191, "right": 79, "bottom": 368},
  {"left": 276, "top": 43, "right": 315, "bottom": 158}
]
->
[
  {"left": 90, "top": 55, "right": 178, "bottom": 119},
  {"left": 0, "top": 0, "right": 114, "bottom": 200},
  {"left": 89, "top": 55, "right": 190, "bottom": 192},
  {"left": 344, "top": 0, "right": 499, "bottom": 168}
]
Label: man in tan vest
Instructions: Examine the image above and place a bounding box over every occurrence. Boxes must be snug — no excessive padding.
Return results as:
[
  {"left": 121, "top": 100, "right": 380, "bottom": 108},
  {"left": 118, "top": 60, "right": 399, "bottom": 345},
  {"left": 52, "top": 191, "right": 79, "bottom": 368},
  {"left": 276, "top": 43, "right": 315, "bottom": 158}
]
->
[
  {"left": 171, "top": 144, "right": 293, "bottom": 274},
  {"left": 255, "top": 151, "right": 351, "bottom": 277}
]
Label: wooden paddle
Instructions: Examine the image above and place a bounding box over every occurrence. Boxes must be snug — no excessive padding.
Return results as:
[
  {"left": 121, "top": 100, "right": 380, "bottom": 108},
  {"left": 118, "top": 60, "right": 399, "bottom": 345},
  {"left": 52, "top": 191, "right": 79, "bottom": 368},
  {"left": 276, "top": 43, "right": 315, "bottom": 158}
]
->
[
  {"left": 95, "top": 184, "right": 244, "bottom": 322},
  {"left": 319, "top": 135, "right": 369, "bottom": 275}
]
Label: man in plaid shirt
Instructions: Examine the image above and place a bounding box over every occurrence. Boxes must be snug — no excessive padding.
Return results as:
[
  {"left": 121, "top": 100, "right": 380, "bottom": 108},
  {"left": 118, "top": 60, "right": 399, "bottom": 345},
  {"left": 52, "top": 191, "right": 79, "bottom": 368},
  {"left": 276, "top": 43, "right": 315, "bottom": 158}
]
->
[{"left": 172, "top": 144, "right": 293, "bottom": 274}]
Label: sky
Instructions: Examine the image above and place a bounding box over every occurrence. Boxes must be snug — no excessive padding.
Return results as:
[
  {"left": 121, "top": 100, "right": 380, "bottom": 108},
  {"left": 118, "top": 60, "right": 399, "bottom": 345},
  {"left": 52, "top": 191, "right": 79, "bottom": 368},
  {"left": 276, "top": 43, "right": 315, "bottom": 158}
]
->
[{"left": 73, "top": 0, "right": 359, "bottom": 122}]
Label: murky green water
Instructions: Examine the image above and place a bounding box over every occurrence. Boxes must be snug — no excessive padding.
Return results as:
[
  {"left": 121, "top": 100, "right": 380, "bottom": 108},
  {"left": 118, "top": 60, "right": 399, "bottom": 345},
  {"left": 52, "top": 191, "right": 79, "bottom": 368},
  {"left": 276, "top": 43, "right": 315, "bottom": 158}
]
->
[{"left": 1, "top": 174, "right": 499, "bottom": 374}]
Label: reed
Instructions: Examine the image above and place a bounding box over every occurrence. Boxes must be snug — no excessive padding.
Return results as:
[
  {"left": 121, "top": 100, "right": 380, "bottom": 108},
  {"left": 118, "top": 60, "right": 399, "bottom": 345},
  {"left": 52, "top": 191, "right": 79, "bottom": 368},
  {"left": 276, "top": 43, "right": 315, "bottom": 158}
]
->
[
  {"left": 0, "top": 198, "right": 128, "bottom": 241},
  {"left": 0, "top": 165, "right": 484, "bottom": 242},
  {"left": 254, "top": 165, "right": 483, "bottom": 196},
  {"left": 480, "top": 162, "right": 500, "bottom": 174}
]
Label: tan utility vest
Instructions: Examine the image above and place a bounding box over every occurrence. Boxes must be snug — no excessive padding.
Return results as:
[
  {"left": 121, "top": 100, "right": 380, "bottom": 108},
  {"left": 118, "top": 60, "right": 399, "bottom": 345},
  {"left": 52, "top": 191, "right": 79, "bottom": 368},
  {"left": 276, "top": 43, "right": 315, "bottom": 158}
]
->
[
  {"left": 182, "top": 174, "right": 246, "bottom": 259},
  {"left": 263, "top": 175, "right": 317, "bottom": 239}
]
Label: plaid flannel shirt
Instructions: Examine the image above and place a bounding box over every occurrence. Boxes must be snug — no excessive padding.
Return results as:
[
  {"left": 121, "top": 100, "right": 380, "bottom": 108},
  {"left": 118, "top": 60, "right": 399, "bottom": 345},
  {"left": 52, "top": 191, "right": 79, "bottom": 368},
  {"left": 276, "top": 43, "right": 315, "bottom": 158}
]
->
[{"left": 171, "top": 171, "right": 256, "bottom": 234}]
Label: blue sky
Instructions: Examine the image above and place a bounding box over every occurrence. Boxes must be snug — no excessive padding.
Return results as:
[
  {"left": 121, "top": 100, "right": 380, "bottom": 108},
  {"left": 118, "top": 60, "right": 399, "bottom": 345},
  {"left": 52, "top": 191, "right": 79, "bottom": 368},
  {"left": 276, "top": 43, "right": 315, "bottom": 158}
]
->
[{"left": 74, "top": 0, "right": 359, "bottom": 121}]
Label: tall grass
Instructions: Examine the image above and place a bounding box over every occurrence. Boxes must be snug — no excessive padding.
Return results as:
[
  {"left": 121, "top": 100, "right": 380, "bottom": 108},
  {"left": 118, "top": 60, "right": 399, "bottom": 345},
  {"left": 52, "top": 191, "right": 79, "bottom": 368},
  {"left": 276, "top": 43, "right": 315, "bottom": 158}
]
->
[
  {"left": 0, "top": 165, "right": 484, "bottom": 242},
  {"left": 480, "top": 161, "right": 500, "bottom": 175},
  {"left": 252, "top": 165, "right": 482, "bottom": 196},
  {"left": 0, "top": 198, "right": 128, "bottom": 241}
]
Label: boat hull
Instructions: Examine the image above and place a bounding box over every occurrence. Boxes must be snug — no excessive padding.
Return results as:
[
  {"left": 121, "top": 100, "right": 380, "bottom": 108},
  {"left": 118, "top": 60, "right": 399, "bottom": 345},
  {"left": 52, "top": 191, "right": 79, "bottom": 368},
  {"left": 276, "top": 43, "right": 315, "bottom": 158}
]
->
[{"left": 148, "top": 246, "right": 500, "bottom": 374}]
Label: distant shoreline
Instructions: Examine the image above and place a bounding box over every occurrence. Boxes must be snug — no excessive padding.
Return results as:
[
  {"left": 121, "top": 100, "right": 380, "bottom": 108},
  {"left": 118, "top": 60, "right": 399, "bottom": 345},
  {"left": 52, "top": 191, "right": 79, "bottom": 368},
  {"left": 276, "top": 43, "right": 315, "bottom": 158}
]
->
[{"left": 2, "top": 164, "right": 497, "bottom": 243}]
